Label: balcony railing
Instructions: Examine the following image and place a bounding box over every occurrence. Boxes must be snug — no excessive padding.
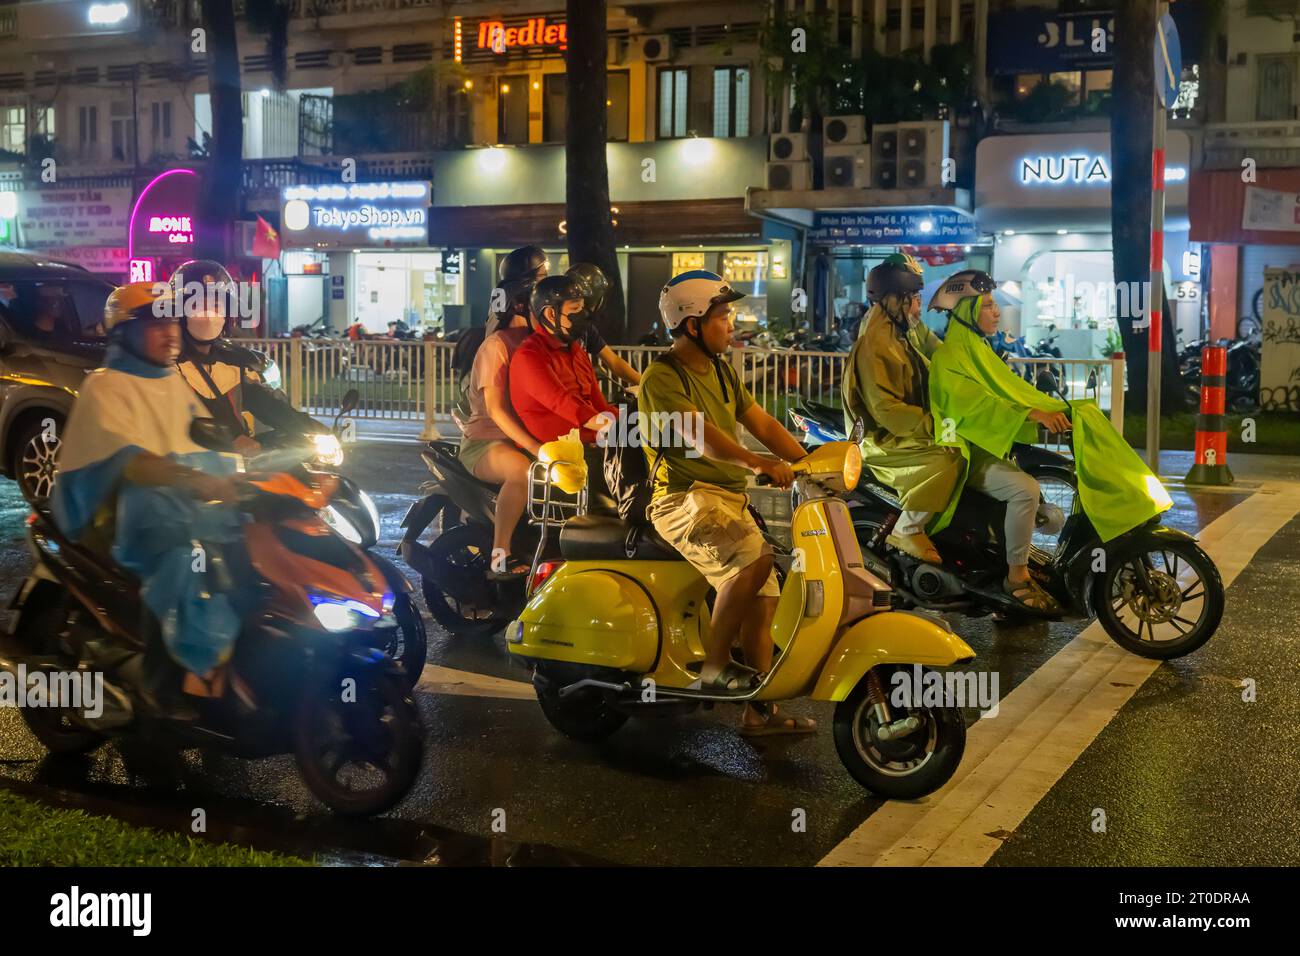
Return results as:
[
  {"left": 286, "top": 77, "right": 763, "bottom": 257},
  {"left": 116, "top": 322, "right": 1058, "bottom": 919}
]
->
[{"left": 1202, "top": 121, "right": 1300, "bottom": 170}]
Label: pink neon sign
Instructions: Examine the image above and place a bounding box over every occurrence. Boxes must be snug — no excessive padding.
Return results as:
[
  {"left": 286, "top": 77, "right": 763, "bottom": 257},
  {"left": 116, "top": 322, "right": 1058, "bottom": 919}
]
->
[{"left": 128, "top": 168, "right": 198, "bottom": 257}]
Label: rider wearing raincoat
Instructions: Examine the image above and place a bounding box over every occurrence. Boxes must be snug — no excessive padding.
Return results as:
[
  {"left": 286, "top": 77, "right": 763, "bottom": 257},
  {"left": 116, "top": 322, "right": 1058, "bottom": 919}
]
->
[
  {"left": 841, "top": 253, "right": 963, "bottom": 565},
  {"left": 926, "top": 270, "right": 1172, "bottom": 610},
  {"left": 51, "top": 282, "right": 247, "bottom": 702}
]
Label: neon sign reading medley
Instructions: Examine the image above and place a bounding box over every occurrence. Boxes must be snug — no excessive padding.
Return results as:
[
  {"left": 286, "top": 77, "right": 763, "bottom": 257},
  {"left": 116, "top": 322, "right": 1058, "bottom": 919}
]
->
[
  {"left": 282, "top": 182, "right": 430, "bottom": 244},
  {"left": 477, "top": 17, "right": 567, "bottom": 52},
  {"left": 1019, "top": 154, "right": 1187, "bottom": 186}
]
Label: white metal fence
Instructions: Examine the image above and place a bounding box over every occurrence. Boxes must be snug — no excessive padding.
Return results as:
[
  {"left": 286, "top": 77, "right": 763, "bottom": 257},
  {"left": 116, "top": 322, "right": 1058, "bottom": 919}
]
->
[{"left": 247, "top": 339, "right": 1126, "bottom": 445}]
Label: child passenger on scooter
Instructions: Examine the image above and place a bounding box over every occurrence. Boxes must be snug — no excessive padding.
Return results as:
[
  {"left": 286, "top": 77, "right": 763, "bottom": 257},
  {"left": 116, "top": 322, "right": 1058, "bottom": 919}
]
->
[{"left": 639, "top": 271, "right": 814, "bottom": 736}]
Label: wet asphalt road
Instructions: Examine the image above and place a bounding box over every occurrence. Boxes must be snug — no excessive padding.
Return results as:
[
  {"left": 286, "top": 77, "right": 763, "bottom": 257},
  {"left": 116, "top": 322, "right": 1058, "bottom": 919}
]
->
[{"left": 0, "top": 441, "right": 1290, "bottom": 866}]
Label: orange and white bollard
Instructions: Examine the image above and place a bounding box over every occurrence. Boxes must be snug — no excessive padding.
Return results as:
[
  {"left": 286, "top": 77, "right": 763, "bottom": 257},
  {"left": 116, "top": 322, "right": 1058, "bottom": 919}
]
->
[{"left": 1184, "top": 345, "right": 1234, "bottom": 486}]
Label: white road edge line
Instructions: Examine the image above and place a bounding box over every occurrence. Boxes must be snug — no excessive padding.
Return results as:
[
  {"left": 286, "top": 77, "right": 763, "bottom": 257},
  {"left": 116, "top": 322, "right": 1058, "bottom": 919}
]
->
[
  {"left": 819, "top": 482, "right": 1300, "bottom": 868},
  {"left": 416, "top": 663, "right": 534, "bottom": 700}
]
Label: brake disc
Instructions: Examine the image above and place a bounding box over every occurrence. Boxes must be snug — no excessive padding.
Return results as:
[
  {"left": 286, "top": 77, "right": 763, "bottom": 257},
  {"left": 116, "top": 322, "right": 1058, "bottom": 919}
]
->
[{"left": 1121, "top": 567, "right": 1182, "bottom": 624}]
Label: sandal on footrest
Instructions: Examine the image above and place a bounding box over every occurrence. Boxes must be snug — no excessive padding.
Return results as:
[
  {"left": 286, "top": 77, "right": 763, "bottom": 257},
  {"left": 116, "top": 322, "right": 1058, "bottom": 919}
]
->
[{"left": 1002, "top": 577, "right": 1061, "bottom": 613}]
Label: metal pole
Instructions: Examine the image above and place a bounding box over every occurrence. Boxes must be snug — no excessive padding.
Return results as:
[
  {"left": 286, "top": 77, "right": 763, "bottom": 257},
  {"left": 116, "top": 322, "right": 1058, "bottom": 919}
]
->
[{"left": 1146, "top": 0, "right": 1170, "bottom": 473}]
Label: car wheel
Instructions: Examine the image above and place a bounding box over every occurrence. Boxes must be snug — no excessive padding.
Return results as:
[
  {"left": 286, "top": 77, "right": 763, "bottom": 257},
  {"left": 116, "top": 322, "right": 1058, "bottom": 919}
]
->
[{"left": 12, "top": 414, "right": 62, "bottom": 506}]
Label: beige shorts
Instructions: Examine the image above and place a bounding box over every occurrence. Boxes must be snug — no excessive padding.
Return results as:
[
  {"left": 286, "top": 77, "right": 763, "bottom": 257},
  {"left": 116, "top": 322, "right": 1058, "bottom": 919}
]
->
[{"left": 648, "top": 482, "right": 780, "bottom": 598}]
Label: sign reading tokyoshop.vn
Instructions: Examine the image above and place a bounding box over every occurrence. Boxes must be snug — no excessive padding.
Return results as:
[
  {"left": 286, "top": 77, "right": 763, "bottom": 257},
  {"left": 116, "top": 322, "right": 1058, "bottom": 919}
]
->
[{"left": 280, "top": 181, "right": 431, "bottom": 248}]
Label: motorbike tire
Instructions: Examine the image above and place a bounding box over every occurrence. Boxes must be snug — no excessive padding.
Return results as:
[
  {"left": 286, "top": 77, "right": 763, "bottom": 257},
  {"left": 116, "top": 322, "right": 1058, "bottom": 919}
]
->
[
  {"left": 420, "top": 523, "right": 520, "bottom": 638},
  {"left": 293, "top": 668, "right": 424, "bottom": 817},
  {"left": 534, "top": 674, "right": 628, "bottom": 742},
  {"left": 12, "top": 597, "right": 104, "bottom": 756},
  {"left": 833, "top": 665, "right": 966, "bottom": 800},
  {"left": 1093, "top": 537, "right": 1224, "bottom": 660},
  {"left": 388, "top": 594, "right": 428, "bottom": 689}
]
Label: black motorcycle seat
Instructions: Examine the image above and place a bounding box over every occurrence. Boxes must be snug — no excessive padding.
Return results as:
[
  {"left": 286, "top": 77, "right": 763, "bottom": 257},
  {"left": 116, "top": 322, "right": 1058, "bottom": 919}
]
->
[{"left": 558, "top": 515, "right": 682, "bottom": 561}]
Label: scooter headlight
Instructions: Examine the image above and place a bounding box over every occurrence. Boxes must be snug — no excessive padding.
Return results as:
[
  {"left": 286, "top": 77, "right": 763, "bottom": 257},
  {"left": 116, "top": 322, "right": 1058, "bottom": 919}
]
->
[
  {"left": 311, "top": 432, "right": 344, "bottom": 467},
  {"left": 263, "top": 359, "right": 283, "bottom": 391},
  {"left": 310, "top": 593, "right": 381, "bottom": 632},
  {"left": 321, "top": 504, "right": 363, "bottom": 544}
]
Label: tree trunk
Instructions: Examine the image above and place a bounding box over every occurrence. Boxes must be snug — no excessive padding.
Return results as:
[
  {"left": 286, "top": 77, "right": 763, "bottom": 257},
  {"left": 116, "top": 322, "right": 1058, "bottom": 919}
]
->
[
  {"left": 564, "top": 0, "right": 626, "bottom": 341},
  {"left": 1109, "top": 0, "right": 1181, "bottom": 414},
  {"left": 196, "top": 0, "right": 244, "bottom": 264}
]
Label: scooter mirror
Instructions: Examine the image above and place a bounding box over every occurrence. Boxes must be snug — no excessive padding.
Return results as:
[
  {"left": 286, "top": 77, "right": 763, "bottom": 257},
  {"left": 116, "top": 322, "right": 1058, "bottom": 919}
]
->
[
  {"left": 850, "top": 417, "right": 865, "bottom": 444},
  {"left": 339, "top": 388, "right": 360, "bottom": 416}
]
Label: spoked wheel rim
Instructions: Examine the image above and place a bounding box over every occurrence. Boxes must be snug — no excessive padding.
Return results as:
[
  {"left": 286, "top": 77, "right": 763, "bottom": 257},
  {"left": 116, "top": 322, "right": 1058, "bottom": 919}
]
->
[
  {"left": 1107, "top": 547, "right": 1211, "bottom": 649},
  {"left": 299, "top": 679, "right": 418, "bottom": 806},
  {"left": 1033, "top": 475, "right": 1076, "bottom": 555},
  {"left": 422, "top": 525, "right": 519, "bottom": 633},
  {"left": 20, "top": 431, "right": 59, "bottom": 503},
  {"left": 849, "top": 695, "right": 939, "bottom": 778}
]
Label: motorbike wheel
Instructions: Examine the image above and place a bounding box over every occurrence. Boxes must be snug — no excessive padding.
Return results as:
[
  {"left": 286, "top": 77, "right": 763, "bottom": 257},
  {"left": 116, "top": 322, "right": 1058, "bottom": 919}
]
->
[
  {"left": 833, "top": 665, "right": 966, "bottom": 800},
  {"left": 387, "top": 594, "right": 428, "bottom": 689},
  {"left": 419, "top": 523, "right": 520, "bottom": 638},
  {"left": 1094, "top": 538, "right": 1224, "bottom": 659},
  {"left": 534, "top": 674, "right": 628, "bottom": 742},
  {"left": 294, "top": 668, "right": 424, "bottom": 817},
  {"left": 13, "top": 598, "right": 104, "bottom": 755}
]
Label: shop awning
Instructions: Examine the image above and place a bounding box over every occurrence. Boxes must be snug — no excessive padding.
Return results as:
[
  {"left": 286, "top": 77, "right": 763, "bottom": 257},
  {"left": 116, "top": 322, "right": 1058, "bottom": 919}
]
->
[
  {"left": 1189, "top": 167, "right": 1300, "bottom": 245},
  {"left": 426, "top": 197, "right": 759, "bottom": 247}
]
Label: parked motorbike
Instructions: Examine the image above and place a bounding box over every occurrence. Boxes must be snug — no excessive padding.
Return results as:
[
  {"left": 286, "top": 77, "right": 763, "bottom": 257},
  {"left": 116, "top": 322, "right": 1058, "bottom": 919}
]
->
[
  {"left": 507, "top": 441, "right": 973, "bottom": 801},
  {"left": 1, "top": 454, "right": 425, "bottom": 816},
  {"left": 1179, "top": 337, "right": 1260, "bottom": 413},
  {"left": 848, "top": 378, "right": 1224, "bottom": 660}
]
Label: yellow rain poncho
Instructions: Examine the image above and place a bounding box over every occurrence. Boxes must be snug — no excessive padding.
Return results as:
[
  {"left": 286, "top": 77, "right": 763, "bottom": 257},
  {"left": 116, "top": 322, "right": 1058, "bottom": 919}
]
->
[{"left": 928, "top": 296, "right": 1171, "bottom": 541}]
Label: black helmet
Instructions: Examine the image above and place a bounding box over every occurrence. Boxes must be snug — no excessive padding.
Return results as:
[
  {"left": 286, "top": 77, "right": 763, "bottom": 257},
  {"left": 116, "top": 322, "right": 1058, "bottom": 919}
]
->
[
  {"left": 566, "top": 262, "right": 609, "bottom": 313},
  {"left": 866, "top": 253, "right": 924, "bottom": 304},
  {"left": 530, "top": 275, "right": 589, "bottom": 344},
  {"left": 928, "top": 269, "right": 996, "bottom": 313},
  {"left": 497, "top": 245, "right": 549, "bottom": 303}
]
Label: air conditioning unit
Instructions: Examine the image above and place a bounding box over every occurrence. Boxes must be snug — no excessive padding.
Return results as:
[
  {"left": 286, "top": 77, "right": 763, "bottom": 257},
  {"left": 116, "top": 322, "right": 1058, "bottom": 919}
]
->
[
  {"left": 823, "top": 115, "right": 867, "bottom": 146},
  {"left": 766, "top": 160, "right": 812, "bottom": 190},
  {"left": 870, "top": 124, "right": 898, "bottom": 189},
  {"left": 638, "top": 34, "right": 672, "bottom": 62},
  {"left": 823, "top": 144, "right": 871, "bottom": 188},
  {"left": 769, "top": 131, "right": 809, "bottom": 162},
  {"left": 896, "top": 120, "right": 951, "bottom": 189}
]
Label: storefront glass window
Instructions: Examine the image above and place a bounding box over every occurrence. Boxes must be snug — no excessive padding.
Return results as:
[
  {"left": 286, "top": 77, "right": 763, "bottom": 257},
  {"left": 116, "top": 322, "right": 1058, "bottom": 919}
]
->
[
  {"left": 722, "top": 251, "right": 768, "bottom": 327},
  {"left": 354, "top": 251, "right": 465, "bottom": 334},
  {"left": 1047, "top": 72, "right": 1082, "bottom": 105},
  {"left": 672, "top": 252, "right": 706, "bottom": 273},
  {"left": 1083, "top": 70, "right": 1113, "bottom": 112}
]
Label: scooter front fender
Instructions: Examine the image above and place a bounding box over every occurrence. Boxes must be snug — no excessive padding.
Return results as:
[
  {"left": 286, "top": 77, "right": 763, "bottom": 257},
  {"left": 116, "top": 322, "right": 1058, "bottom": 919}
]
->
[{"left": 811, "top": 611, "right": 976, "bottom": 702}]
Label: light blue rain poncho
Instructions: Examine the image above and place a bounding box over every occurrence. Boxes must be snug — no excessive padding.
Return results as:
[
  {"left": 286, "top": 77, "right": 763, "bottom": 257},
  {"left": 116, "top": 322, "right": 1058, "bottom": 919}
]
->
[{"left": 51, "top": 336, "right": 246, "bottom": 675}]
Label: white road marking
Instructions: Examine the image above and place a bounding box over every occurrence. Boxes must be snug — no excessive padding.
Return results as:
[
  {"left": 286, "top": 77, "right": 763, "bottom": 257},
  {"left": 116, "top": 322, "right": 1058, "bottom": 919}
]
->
[
  {"left": 417, "top": 663, "right": 534, "bottom": 700},
  {"left": 820, "top": 482, "right": 1300, "bottom": 867}
]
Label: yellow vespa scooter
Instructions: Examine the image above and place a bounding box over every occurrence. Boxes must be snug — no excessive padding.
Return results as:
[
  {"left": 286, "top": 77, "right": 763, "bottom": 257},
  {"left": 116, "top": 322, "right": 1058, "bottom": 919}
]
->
[{"left": 505, "top": 440, "right": 975, "bottom": 799}]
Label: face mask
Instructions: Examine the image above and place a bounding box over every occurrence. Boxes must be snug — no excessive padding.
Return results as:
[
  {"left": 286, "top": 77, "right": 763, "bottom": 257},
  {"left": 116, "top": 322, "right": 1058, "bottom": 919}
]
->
[{"left": 186, "top": 313, "right": 226, "bottom": 343}]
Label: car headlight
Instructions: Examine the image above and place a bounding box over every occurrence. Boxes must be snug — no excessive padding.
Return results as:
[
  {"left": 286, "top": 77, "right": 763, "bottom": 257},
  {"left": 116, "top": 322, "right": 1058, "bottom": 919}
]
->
[
  {"left": 263, "top": 359, "right": 283, "bottom": 391},
  {"left": 311, "top": 432, "right": 344, "bottom": 467},
  {"left": 310, "top": 593, "right": 381, "bottom": 632},
  {"left": 321, "top": 504, "right": 363, "bottom": 544}
]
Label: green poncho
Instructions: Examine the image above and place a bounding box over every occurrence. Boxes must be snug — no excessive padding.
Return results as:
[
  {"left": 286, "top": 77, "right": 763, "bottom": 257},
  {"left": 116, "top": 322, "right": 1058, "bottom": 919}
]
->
[{"left": 927, "top": 296, "right": 1171, "bottom": 542}]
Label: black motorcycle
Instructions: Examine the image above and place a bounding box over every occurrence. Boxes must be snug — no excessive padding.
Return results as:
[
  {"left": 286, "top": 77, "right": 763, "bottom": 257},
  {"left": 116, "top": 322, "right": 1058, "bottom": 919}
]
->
[
  {"left": 848, "top": 388, "right": 1223, "bottom": 660},
  {"left": 1, "top": 455, "right": 424, "bottom": 816},
  {"left": 249, "top": 388, "right": 427, "bottom": 687}
]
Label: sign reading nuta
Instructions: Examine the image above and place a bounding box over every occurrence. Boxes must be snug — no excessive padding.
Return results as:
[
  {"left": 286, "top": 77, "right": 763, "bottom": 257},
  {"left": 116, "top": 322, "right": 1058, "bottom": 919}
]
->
[{"left": 1260, "top": 268, "right": 1300, "bottom": 412}]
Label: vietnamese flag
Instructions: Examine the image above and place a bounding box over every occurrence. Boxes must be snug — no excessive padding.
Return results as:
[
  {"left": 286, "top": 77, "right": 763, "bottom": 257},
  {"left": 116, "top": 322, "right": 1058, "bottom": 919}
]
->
[{"left": 252, "top": 215, "right": 281, "bottom": 259}]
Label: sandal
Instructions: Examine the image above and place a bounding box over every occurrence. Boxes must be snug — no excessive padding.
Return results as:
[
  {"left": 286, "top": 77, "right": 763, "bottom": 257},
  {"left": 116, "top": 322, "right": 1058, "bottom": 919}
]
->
[
  {"left": 1002, "top": 576, "right": 1061, "bottom": 613},
  {"left": 887, "top": 532, "right": 942, "bottom": 564},
  {"left": 740, "top": 702, "right": 817, "bottom": 737},
  {"left": 487, "top": 558, "right": 532, "bottom": 582},
  {"left": 688, "top": 660, "right": 759, "bottom": 692}
]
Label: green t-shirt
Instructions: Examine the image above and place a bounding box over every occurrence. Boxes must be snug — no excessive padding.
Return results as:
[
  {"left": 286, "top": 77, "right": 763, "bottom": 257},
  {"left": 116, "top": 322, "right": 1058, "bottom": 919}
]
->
[{"left": 637, "top": 355, "right": 755, "bottom": 498}]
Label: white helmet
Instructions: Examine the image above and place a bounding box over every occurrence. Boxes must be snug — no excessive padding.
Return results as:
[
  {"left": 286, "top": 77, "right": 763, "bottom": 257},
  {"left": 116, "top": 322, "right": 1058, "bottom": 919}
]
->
[{"left": 658, "top": 270, "right": 744, "bottom": 332}]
